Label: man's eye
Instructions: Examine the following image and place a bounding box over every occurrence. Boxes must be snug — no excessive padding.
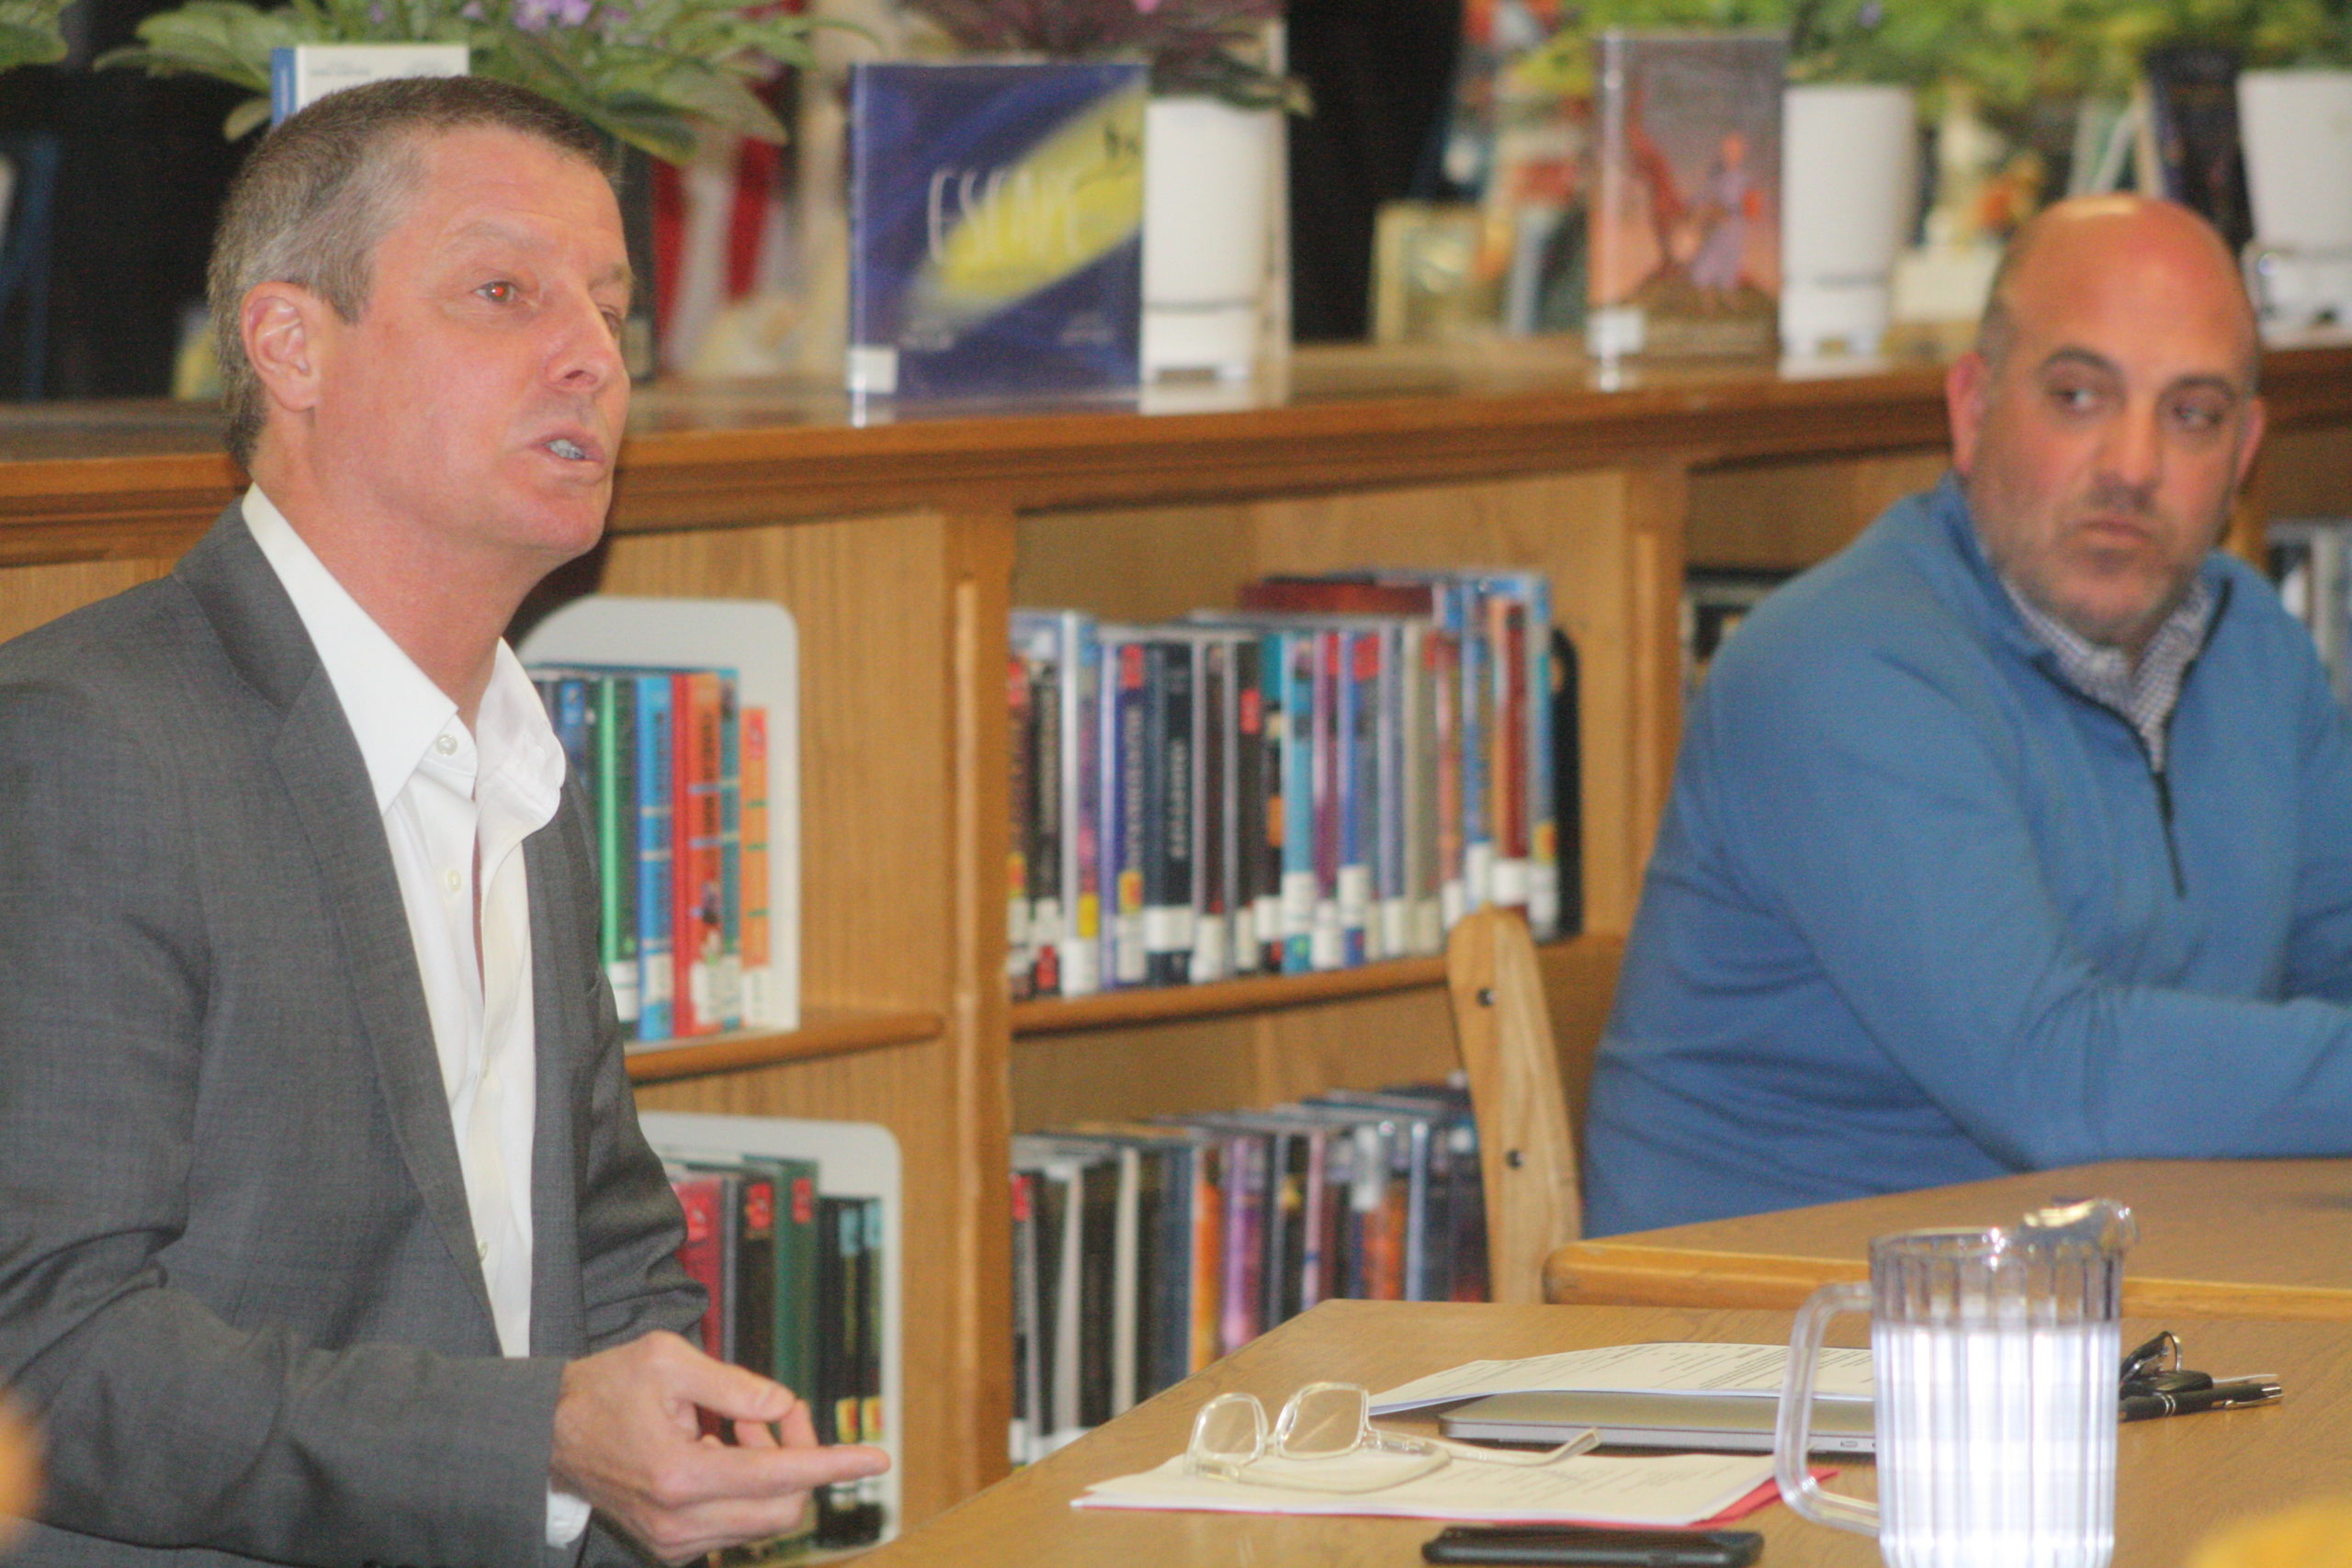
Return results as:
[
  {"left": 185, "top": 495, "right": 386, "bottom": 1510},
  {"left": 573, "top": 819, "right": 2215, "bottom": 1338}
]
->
[
  {"left": 2046, "top": 381, "right": 2104, "bottom": 414},
  {"left": 479, "top": 280, "right": 517, "bottom": 304},
  {"left": 2169, "top": 397, "right": 2229, "bottom": 433}
]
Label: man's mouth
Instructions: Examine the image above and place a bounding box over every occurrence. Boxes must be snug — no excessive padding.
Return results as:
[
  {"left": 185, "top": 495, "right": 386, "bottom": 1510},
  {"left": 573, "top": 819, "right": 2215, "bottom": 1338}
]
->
[{"left": 546, "top": 436, "right": 590, "bottom": 462}]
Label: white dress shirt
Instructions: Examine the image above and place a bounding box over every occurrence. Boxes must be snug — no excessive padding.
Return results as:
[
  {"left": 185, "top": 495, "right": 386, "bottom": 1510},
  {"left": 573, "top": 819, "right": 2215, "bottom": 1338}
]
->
[{"left": 243, "top": 487, "right": 592, "bottom": 1546}]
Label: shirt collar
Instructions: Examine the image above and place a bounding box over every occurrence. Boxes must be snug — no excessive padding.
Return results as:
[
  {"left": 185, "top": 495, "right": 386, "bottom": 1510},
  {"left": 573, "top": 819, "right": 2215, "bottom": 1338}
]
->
[
  {"left": 241, "top": 485, "right": 564, "bottom": 816},
  {"left": 1999, "top": 575, "right": 2214, "bottom": 687},
  {"left": 1997, "top": 564, "right": 2215, "bottom": 771}
]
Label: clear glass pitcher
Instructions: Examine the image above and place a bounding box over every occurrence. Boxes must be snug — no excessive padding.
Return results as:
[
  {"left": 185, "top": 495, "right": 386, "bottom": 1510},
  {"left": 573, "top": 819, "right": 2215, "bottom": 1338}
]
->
[{"left": 1773, "top": 1199, "right": 2135, "bottom": 1568}]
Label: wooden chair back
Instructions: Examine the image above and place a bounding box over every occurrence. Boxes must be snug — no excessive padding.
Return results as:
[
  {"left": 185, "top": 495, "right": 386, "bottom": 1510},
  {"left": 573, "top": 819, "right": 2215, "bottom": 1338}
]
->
[{"left": 1445, "top": 906, "right": 1583, "bottom": 1303}]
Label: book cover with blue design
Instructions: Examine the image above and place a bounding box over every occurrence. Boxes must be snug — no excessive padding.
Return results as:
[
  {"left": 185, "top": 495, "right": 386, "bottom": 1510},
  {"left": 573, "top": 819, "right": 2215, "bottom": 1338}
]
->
[{"left": 847, "top": 61, "right": 1147, "bottom": 400}]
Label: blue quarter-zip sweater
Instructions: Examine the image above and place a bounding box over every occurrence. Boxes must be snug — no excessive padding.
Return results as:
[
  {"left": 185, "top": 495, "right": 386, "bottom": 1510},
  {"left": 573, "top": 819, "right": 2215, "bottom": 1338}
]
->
[{"left": 1584, "top": 475, "right": 2352, "bottom": 1235}]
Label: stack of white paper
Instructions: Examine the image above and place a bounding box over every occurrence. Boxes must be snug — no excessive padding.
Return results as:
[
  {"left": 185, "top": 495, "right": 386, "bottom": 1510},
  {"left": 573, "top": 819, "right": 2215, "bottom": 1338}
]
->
[{"left": 1074, "top": 1450, "right": 1780, "bottom": 1526}]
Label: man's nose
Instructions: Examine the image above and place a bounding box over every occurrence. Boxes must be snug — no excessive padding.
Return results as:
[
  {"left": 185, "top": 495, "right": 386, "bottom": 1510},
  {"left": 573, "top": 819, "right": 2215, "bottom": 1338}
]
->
[
  {"left": 547, "top": 290, "right": 628, "bottom": 391},
  {"left": 2097, "top": 406, "right": 2165, "bottom": 496}
]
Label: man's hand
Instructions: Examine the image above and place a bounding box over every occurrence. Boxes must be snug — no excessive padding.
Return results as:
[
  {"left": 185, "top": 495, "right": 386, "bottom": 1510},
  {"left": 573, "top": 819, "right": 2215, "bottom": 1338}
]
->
[{"left": 550, "top": 1331, "right": 890, "bottom": 1564}]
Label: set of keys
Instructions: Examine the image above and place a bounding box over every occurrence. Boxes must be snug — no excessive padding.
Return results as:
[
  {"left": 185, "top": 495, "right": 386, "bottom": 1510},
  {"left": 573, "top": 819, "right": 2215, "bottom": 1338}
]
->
[{"left": 2118, "top": 1331, "right": 2282, "bottom": 1421}]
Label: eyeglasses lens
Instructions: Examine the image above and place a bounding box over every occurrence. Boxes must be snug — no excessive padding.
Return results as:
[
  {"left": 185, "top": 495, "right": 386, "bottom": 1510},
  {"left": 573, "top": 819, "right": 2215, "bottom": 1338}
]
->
[
  {"left": 1278, "top": 1384, "right": 1369, "bottom": 1460},
  {"left": 1193, "top": 1395, "right": 1265, "bottom": 1463}
]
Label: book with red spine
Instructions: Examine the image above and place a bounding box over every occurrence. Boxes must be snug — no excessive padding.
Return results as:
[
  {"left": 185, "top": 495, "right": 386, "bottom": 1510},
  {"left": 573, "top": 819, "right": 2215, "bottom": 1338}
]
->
[
  {"left": 671, "top": 671, "right": 727, "bottom": 1036},
  {"left": 670, "top": 1171, "right": 729, "bottom": 1361},
  {"left": 1006, "top": 651, "right": 1035, "bottom": 1000},
  {"left": 1487, "top": 592, "right": 1530, "bottom": 913},
  {"left": 741, "top": 705, "right": 770, "bottom": 993}
]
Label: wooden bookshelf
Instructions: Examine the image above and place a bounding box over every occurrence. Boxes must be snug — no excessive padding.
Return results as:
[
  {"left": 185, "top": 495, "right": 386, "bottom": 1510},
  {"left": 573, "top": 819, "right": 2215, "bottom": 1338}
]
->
[
  {"left": 9, "top": 330, "right": 2352, "bottom": 1525},
  {"left": 624, "top": 1006, "right": 946, "bottom": 1083},
  {"left": 1012, "top": 955, "right": 1453, "bottom": 1036}
]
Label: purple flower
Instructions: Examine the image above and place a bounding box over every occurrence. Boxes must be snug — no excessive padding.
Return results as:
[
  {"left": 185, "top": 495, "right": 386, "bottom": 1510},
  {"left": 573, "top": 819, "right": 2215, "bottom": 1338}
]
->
[{"left": 514, "top": 0, "right": 592, "bottom": 30}]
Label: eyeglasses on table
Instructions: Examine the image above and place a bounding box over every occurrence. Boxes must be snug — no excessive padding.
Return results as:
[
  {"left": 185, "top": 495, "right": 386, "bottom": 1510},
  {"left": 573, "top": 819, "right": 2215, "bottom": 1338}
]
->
[{"left": 1183, "top": 1381, "right": 1597, "bottom": 1494}]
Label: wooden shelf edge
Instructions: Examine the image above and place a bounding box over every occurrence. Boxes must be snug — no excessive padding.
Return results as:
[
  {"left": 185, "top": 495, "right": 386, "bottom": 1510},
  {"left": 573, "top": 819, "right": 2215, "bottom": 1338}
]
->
[
  {"left": 624, "top": 1005, "right": 944, "bottom": 1083},
  {"left": 1011, "top": 930, "right": 1619, "bottom": 1038}
]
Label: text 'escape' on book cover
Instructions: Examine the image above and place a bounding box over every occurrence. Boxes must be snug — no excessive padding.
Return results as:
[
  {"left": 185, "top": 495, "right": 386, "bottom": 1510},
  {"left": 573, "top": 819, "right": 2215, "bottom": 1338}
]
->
[
  {"left": 847, "top": 61, "right": 1148, "bottom": 400},
  {"left": 1587, "top": 29, "right": 1785, "bottom": 361}
]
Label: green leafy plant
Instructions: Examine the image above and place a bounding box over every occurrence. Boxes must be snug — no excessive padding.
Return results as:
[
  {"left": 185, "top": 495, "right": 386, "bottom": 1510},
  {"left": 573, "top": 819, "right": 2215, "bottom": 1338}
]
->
[
  {"left": 0, "top": 0, "right": 74, "bottom": 73},
  {"left": 2103, "top": 0, "right": 2352, "bottom": 67},
  {"left": 1514, "top": 0, "right": 2352, "bottom": 118},
  {"left": 899, "top": 0, "right": 1306, "bottom": 111},
  {"left": 98, "top": 0, "right": 840, "bottom": 160}
]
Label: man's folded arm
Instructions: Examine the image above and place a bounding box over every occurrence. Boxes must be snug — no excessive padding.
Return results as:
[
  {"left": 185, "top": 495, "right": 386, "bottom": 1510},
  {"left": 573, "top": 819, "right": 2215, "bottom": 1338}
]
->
[
  {"left": 2282, "top": 649, "right": 2352, "bottom": 1002},
  {"left": 1710, "top": 644, "right": 2352, "bottom": 1168}
]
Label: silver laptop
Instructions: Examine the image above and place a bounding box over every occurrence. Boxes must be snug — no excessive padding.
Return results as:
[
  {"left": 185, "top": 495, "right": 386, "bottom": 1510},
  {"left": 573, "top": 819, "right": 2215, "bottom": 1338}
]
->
[{"left": 1438, "top": 1390, "right": 1876, "bottom": 1454}]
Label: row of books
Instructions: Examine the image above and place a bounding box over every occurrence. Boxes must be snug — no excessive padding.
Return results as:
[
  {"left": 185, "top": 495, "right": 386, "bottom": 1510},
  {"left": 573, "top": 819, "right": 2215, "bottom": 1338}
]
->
[
  {"left": 1007, "top": 570, "right": 1580, "bottom": 1000},
  {"left": 528, "top": 664, "right": 780, "bottom": 1044},
  {"left": 644, "top": 1113, "right": 903, "bottom": 1557},
  {"left": 1010, "top": 1081, "right": 1487, "bottom": 1463}
]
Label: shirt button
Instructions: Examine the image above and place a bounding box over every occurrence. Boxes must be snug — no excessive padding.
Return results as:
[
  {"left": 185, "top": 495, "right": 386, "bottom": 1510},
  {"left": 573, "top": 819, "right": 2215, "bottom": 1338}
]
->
[
  {"left": 435, "top": 734, "right": 458, "bottom": 756},
  {"left": 443, "top": 869, "right": 462, "bottom": 895}
]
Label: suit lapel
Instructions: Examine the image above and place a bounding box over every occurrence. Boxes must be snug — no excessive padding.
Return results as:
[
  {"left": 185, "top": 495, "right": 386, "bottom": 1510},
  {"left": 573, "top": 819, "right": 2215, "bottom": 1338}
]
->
[
  {"left": 177, "top": 505, "right": 499, "bottom": 1336},
  {"left": 526, "top": 806, "right": 591, "bottom": 1355}
]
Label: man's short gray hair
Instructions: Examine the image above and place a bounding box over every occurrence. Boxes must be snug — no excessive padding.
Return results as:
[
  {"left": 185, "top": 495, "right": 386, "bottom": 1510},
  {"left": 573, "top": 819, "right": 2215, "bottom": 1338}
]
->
[{"left": 208, "top": 75, "right": 613, "bottom": 468}]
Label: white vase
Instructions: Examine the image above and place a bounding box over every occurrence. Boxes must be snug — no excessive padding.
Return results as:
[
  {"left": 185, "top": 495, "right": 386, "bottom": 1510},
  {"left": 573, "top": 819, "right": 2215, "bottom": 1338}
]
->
[
  {"left": 2238, "top": 69, "right": 2352, "bottom": 327},
  {"left": 1778, "top": 84, "right": 1918, "bottom": 356},
  {"left": 1143, "top": 95, "right": 1280, "bottom": 378}
]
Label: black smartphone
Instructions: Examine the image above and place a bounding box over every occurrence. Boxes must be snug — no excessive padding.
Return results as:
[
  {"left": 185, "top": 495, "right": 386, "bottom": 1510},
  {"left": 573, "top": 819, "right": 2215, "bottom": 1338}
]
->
[{"left": 1420, "top": 1524, "right": 1764, "bottom": 1566}]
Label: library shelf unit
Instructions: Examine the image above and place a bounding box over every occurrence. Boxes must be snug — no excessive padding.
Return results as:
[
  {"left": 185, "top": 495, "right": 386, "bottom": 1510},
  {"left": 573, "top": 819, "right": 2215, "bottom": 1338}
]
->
[{"left": 7, "top": 331, "right": 2352, "bottom": 1524}]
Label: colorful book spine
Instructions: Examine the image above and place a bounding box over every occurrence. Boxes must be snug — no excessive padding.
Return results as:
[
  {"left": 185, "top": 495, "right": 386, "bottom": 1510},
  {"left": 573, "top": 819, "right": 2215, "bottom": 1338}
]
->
[
  {"left": 1487, "top": 589, "right": 1530, "bottom": 915},
  {"left": 740, "top": 705, "right": 772, "bottom": 1018},
  {"left": 1455, "top": 581, "right": 1492, "bottom": 916},
  {"left": 1231, "top": 637, "right": 1267, "bottom": 977},
  {"left": 672, "top": 671, "right": 726, "bottom": 1036},
  {"left": 635, "top": 673, "right": 676, "bottom": 1043},
  {"left": 814, "top": 1196, "right": 862, "bottom": 1543},
  {"left": 1107, "top": 635, "right": 1150, "bottom": 988},
  {"left": 1142, "top": 638, "right": 1195, "bottom": 989},
  {"left": 1065, "top": 615, "right": 1103, "bottom": 998},
  {"left": 1006, "top": 649, "right": 1036, "bottom": 1000},
  {"left": 671, "top": 1171, "right": 729, "bottom": 1362},
  {"left": 1191, "top": 635, "right": 1229, "bottom": 985},
  {"left": 596, "top": 675, "right": 641, "bottom": 1026},
  {"left": 1010, "top": 1170, "right": 1043, "bottom": 1463},
  {"left": 716, "top": 676, "right": 744, "bottom": 1029},
  {"left": 1029, "top": 631, "right": 1065, "bottom": 998},
  {"left": 1503, "top": 571, "right": 1559, "bottom": 936},
  {"left": 1309, "top": 628, "right": 1343, "bottom": 973},
  {"left": 855, "top": 1196, "right": 887, "bottom": 1537},
  {"left": 1278, "top": 630, "right": 1318, "bottom": 976},
  {"left": 1338, "top": 626, "right": 1377, "bottom": 967}
]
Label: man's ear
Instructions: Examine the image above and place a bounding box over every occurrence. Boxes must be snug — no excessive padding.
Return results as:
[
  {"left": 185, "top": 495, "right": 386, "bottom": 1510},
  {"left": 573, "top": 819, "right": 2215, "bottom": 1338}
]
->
[
  {"left": 1945, "top": 351, "right": 1990, "bottom": 478},
  {"left": 2234, "top": 393, "right": 2268, "bottom": 491},
  {"left": 242, "top": 282, "right": 330, "bottom": 415}
]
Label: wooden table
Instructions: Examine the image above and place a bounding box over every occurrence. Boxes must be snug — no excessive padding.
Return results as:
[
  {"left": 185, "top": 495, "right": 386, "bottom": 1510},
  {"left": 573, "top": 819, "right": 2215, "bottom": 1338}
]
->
[
  {"left": 859, "top": 1300, "right": 2352, "bottom": 1567},
  {"left": 1547, "top": 1159, "right": 2352, "bottom": 1322}
]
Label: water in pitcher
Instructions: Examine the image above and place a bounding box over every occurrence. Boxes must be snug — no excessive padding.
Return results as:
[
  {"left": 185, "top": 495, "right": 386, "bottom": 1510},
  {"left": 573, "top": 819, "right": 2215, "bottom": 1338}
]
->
[{"left": 1874, "top": 1317, "right": 2120, "bottom": 1568}]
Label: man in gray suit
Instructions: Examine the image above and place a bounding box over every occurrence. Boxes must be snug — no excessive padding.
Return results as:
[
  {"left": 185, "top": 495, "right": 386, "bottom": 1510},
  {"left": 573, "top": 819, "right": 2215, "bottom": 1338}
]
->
[{"left": 0, "top": 78, "right": 886, "bottom": 1564}]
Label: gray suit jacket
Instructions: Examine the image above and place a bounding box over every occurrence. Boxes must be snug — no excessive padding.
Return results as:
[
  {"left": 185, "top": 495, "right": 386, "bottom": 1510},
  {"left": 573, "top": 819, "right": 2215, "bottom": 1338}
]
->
[{"left": 0, "top": 506, "right": 701, "bottom": 1566}]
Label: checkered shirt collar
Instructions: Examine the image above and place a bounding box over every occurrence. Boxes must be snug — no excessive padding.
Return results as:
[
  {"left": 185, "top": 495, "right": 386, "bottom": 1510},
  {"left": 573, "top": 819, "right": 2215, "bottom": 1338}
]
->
[{"left": 2001, "top": 575, "right": 2215, "bottom": 772}]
